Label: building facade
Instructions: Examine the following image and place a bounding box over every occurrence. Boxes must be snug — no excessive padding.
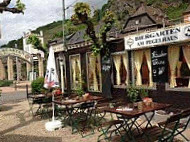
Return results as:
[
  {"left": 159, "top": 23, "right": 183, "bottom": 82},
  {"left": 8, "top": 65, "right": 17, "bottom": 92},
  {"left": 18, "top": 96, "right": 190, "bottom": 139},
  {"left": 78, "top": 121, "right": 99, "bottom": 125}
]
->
[
  {"left": 50, "top": 4, "right": 190, "bottom": 109},
  {"left": 23, "top": 30, "right": 45, "bottom": 80}
]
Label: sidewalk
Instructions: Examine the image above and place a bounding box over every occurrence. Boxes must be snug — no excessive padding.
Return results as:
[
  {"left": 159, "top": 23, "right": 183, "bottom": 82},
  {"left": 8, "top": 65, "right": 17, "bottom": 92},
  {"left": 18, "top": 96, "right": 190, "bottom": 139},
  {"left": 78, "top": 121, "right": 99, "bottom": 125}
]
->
[{"left": 0, "top": 81, "right": 31, "bottom": 104}]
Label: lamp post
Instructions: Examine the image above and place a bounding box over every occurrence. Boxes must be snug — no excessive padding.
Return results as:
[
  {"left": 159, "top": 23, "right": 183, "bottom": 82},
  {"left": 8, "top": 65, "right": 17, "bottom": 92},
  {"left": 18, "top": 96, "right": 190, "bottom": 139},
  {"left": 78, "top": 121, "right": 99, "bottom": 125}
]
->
[
  {"left": 62, "top": 0, "right": 66, "bottom": 49},
  {"left": 15, "top": 44, "right": 19, "bottom": 82},
  {"left": 31, "top": 54, "right": 34, "bottom": 81},
  {"left": 59, "top": 57, "right": 65, "bottom": 94}
]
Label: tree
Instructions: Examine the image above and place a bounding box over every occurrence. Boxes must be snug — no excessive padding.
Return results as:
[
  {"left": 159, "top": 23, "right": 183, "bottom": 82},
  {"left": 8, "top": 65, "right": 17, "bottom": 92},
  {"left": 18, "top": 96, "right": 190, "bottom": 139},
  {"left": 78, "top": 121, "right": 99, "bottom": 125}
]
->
[
  {"left": 27, "top": 35, "right": 46, "bottom": 54},
  {"left": 71, "top": 2, "right": 115, "bottom": 58},
  {"left": 0, "top": 0, "right": 25, "bottom": 14}
]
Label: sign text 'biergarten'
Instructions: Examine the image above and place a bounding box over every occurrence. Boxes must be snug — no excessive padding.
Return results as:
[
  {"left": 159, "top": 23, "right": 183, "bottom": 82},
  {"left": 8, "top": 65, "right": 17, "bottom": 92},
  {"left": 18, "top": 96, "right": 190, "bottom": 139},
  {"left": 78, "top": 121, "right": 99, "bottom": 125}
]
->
[{"left": 125, "top": 23, "right": 190, "bottom": 50}]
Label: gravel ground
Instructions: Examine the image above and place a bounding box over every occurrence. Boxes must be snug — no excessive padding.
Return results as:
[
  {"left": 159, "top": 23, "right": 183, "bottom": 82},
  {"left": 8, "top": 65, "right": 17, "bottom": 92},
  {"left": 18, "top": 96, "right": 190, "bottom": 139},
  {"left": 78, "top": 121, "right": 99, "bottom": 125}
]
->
[
  {"left": 0, "top": 100, "right": 101, "bottom": 142},
  {"left": 0, "top": 100, "right": 190, "bottom": 142},
  {"left": 0, "top": 91, "right": 27, "bottom": 104}
]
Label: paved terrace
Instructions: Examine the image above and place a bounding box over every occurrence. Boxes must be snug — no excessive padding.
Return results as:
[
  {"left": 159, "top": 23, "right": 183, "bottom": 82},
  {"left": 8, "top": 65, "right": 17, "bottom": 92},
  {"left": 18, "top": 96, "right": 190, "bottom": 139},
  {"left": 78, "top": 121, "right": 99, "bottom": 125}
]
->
[
  {"left": 0, "top": 85, "right": 190, "bottom": 142},
  {"left": 0, "top": 100, "right": 190, "bottom": 142}
]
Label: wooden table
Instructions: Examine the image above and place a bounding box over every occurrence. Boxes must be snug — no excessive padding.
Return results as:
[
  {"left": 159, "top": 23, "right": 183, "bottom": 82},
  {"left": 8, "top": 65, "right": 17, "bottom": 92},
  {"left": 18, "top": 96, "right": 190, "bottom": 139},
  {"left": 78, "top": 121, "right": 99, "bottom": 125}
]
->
[
  {"left": 103, "top": 102, "right": 171, "bottom": 141},
  {"left": 104, "top": 102, "right": 171, "bottom": 118},
  {"left": 29, "top": 94, "right": 46, "bottom": 99},
  {"left": 53, "top": 95, "right": 104, "bottom": 133},
  {"left": 53, "top": 95, "right": 103, "bottom": 106},
  {"left": 28, "top": 94, "right": 54, "bottom": 116}
]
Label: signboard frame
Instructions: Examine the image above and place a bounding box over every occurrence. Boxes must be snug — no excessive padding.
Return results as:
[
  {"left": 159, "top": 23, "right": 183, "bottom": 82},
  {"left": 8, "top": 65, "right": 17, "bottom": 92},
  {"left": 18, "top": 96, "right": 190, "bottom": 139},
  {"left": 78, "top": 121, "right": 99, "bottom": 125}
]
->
[
  {"left": 151, "top": 46, "right": 168, "bottom": 83},
  {"left": 124, "top": 23, "right": 190, "bottom": 50}
]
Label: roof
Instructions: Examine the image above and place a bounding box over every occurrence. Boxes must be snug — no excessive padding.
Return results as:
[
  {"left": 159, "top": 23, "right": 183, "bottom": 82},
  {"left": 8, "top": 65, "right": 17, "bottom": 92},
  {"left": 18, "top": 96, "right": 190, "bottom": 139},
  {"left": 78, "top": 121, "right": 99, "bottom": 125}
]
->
[
  {"left": 67, "top": 30, "right": 86, "bottom": 45},
  {"left": 66, "top": 23, "right": 119, "bottom": 46},
  {"left": 132, "top": 3, "right": 165, "bottom": 18},
  {"left": 123, "top": 3, "right": 169, "bottom": 30}
]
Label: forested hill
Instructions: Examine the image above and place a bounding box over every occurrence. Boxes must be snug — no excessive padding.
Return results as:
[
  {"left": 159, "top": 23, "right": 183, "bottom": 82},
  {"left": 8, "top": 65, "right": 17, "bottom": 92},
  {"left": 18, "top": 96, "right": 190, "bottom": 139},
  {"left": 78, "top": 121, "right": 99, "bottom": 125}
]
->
[
  {"left": 104, "top": 0, "right": 189, "bottom": 24},
  {"left": 2, "top": 0, "right": 190, "bottom": 50}
]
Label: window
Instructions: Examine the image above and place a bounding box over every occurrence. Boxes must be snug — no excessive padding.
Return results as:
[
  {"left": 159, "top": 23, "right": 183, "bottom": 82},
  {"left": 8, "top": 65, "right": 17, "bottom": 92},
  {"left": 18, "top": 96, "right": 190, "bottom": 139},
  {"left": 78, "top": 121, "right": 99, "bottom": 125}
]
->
[
  {"left": 86, "top": 53, "right": 102, "bottom": 92},
  {"left": 133, "top": 49, "right": 154, "bottom": 87},
  {"left": 112, "top": 52, "right": 129, "bottom": 87},
  {"left": 70, "top": 54, "right": 81, "bottom": 90},
  {"left": 168, "top": 46, "right": 190, "bottom": 89}
]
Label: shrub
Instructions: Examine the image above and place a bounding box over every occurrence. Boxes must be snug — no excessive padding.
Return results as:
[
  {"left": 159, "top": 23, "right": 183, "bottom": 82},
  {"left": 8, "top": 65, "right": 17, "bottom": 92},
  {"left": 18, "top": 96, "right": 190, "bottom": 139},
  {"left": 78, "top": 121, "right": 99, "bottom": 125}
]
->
[
  {"left": 0, "top": 80, "right": 13, "bottom": 87},
  {"left": 139, "top": 88, "right": 149, "bottom": 99},
  {"left": 31, "top": 77, "right": 45, "bottom": 94},
  {"left": 126, "top": 84, "right": 139, "bottom": 103},
  {"left": 75, "top": 86, "right": 84, "bottom": 97}
]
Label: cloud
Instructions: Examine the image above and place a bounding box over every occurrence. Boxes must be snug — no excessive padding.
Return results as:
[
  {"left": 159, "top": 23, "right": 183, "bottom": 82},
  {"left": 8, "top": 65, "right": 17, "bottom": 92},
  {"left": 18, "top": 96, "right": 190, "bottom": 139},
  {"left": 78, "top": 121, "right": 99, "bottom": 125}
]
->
[{"left": 0, "top": 0, "right": 107, "bottom": 46}]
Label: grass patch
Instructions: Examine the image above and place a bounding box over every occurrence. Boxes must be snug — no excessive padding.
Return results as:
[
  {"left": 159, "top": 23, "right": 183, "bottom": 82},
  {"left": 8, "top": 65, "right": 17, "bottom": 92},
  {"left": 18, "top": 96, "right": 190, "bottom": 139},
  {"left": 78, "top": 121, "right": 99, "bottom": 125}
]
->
[{"left": 0, "top": 80, "right": 13, "bottom": 87}]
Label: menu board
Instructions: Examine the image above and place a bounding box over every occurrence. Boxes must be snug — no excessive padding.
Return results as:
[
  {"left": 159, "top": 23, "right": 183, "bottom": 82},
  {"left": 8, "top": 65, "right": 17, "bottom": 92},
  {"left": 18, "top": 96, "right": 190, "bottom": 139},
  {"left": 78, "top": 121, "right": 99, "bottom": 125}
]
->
[
  {"left": 151, "top": 46, "right": 168, "bottom": 83},
  {"left": 101, "top": 57, "right": 112, "bottom": 98}
]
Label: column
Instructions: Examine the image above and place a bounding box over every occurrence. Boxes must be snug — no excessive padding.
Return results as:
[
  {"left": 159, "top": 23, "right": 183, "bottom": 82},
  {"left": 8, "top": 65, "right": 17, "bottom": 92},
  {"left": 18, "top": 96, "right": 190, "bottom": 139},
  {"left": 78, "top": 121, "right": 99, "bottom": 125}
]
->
[
  {"left": 17, "top": 60, "right": 21, "bottom": 81},
  {"left": 38, "top": 56, "right": 44, "bottom": 77},
  {"left": 26, "top": 62, "right": 32, "bottom": 80},
  {"left": 7, "top": 56, "right": 14, "bottom": 80},
  {"left": 0, "top": 59, "right": 6, "bottom": 80}
]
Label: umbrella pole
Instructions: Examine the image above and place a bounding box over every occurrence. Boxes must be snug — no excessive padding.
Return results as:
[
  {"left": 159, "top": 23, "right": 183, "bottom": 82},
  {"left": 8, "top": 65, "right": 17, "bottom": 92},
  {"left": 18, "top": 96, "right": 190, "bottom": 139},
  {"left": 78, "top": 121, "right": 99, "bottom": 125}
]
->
[{"left": 52, "top": 90, "right": 55, "bottom": 121}]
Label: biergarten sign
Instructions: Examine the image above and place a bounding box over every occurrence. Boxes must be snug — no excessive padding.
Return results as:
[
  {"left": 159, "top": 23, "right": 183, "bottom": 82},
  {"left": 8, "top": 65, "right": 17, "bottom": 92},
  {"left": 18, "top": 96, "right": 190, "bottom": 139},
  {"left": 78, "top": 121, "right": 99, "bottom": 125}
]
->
[
  {"left": 151, "top": 46, "right": 168, "bottom": 83},
  {"left": 0, "top": 48, "right": 33, "bottom": 63},
  {"left": 125, "top": 23, "right": 190, "bottom": 50}
]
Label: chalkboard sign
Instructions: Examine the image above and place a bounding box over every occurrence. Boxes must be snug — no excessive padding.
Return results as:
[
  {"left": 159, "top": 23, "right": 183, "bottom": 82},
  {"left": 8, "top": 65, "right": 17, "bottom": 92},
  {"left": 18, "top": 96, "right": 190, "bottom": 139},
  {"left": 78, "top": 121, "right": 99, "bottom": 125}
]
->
[
  {"left": 151, "top": 46, "right": 168, "bottom": 83},
  {"left": 101, "top": 56, "right": 112, "bottom": 98}
]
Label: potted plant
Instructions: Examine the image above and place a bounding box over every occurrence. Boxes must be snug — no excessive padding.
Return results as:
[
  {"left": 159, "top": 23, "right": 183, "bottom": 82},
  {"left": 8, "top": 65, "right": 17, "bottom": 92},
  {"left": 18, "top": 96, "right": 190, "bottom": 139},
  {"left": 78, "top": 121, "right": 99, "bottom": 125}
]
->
[
  {"left": 139, "top": 88, "right": 149, "bottom": 100},
  {"left": 139, "top": 88, "right": 153, "bottom": 106},
  {"left": 75, "top": 86, "right": 84, "bottom": 100},
  {"left": 126, "top": 84, "right": 139, "bottom": 107}
]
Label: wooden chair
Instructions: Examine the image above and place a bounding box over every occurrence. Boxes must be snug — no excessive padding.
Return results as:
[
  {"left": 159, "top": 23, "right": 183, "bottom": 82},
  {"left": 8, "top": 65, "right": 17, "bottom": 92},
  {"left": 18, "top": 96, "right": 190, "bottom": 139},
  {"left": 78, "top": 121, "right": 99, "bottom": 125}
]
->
[
  {"left": 97, "top": 119, "right": 124, "bottom": 142},
  {"left": 93, "top": 102, "right": 110, "bottom": 126},
  {"left": 72, "top": 101, "right": 96, "bottom": 137},
  {"left": 139, "top": 109, "right": 190, "bottom": 142},
  {"left": 97, "top": 111, "right": 126, "bottom": 142},
  {"left": 157, "top": 108, "right": 190, "bottom": 141},
  {"left": 27, "top": 92, "right": 52, "bottom": 117}
]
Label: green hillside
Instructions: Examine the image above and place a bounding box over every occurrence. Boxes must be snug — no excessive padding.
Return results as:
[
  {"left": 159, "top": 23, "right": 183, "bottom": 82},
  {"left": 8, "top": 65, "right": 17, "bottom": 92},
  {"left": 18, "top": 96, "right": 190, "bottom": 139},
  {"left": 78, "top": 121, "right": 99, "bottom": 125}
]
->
[
  {"left": 2, "top": 0, "right": 190, "bottom": 50},
  {"left": 1, "top": 20, "right": 86, "bottom": 49}
]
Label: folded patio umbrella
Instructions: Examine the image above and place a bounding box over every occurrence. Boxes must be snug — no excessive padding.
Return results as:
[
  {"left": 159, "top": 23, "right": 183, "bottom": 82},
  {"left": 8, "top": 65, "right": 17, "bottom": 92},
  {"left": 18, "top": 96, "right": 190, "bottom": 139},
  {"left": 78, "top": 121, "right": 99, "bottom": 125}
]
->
[{"left": 44, "top": 46, "right": 62, "bottom": 131}]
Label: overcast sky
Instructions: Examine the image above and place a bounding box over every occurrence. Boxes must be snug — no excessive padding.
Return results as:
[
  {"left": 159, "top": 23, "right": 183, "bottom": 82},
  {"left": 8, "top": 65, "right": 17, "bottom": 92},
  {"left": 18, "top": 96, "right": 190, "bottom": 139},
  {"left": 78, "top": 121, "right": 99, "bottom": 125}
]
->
[{"left": 0, "top": 0, "right": 107, "bottom": 46}]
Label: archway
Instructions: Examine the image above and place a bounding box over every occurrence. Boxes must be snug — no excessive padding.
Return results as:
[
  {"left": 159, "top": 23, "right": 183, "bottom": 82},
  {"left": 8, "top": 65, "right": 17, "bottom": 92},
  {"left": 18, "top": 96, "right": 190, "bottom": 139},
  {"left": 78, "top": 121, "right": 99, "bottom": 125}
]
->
[{"left": 0, "top": 48, "right": 33, "bottom": 81}]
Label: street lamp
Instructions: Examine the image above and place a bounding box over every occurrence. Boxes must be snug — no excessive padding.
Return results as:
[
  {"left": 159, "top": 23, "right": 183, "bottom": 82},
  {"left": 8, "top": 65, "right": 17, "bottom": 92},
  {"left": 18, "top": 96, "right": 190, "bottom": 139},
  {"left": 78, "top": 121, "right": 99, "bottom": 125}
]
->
[
  {"left": 15, "top": 44, "right": 19, "bottom": 82},
  {"left": 59, "top": 56, "right": 65, "bottom": 94}
]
